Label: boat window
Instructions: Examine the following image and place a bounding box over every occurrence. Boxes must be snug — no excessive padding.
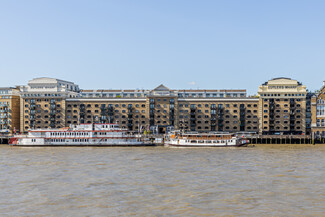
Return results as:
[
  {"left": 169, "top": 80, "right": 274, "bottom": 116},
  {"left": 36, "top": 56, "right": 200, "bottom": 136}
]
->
[
  {"left": 206, "top": 140, "right": 212, "bottom": 143},
  {"left": 198, "top": 140, "right": 204, "bottom": 143},
  {"left": 191, "top": 140, "right": 197, "bottom": 143}
]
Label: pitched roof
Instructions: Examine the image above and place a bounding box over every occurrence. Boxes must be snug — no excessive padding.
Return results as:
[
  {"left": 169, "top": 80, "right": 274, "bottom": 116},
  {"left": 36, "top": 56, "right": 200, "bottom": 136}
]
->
[{"left": 153, "top": 84, "right": 170, "bottom": 91}]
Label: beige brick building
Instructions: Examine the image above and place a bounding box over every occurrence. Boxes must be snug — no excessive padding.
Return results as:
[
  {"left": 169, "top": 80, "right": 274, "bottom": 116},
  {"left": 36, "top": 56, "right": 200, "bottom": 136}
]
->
[
  {"left": 0, "top": 87, "right": 20, "bottom": 134},
  {"left": 65, "top": 85, "right": 259, "bottom": 134},
  {"left": 258, "top": 78, "right": 307, "bottom": 135},
  {"left": 10, "top": 76, "right": 322, "bottom": 136},
  {"left": 19, "top": 78, "right": 79, "bottom": 133}
]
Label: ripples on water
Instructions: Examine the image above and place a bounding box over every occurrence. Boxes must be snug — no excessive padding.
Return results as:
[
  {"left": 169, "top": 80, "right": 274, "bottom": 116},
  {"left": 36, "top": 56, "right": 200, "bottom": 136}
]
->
[{"left": 0, "top": 145, "right": 325, "bottom": 216}]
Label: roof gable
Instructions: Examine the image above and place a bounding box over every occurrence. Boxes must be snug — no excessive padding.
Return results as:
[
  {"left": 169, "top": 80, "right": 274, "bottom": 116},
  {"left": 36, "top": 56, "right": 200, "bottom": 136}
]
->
[{"left": 153, "top": 84, "right": 170, "bottom": 92}]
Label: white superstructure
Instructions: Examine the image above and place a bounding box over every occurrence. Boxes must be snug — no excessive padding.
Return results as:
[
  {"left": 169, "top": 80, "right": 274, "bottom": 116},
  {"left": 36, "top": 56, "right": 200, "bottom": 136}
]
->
[
  {"left": 19, "top": 77, "right": 80, "bottom": 98},
  {"left": 9, "top": 123, "right": 148, "bottom": 146}
]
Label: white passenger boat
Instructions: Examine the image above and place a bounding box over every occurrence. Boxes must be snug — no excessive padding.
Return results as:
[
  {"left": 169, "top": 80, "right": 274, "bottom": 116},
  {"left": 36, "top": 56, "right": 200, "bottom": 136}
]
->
[
  {"left": 9, "top": 123, "right": 151, "bottom": 146},
  {"left": 165, "top": 131, "right": 249, "bottom": 147}
]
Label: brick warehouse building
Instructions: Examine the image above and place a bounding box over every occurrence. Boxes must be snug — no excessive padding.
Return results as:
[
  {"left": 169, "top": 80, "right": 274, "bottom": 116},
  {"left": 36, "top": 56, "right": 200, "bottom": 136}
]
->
[{"left": 1, "top": 77, "right": 323, "bottom": 137}]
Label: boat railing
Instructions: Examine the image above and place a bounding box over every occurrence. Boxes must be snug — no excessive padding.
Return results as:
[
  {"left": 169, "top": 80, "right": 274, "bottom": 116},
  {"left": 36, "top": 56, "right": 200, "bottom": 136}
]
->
[{"left": 12, "top": 135, "right": 29, "bottom": 138}]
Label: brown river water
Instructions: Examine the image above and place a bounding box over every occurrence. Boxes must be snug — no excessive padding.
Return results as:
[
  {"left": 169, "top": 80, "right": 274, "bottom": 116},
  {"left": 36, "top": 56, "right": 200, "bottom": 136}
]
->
[{"left": 0, "top": 144, "right": 325, "bottom": 216}]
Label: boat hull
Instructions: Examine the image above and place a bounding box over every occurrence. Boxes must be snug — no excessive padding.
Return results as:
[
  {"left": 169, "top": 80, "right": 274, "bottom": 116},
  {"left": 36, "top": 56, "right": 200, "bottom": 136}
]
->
[
  {"left": 165, "top": 143, "right": 247, "bottom": 147},
  {"left": 9, "top": 143, "right": 155, "bottom": 147},
  {"left": 164, "top": 137, "right": 250, "bottom": 147}
]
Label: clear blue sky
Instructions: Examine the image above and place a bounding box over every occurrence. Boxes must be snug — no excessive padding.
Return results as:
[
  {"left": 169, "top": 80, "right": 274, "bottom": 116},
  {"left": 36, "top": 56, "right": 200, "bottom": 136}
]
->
[{"left": 0, "top": 0, "right": 324, "bottom": 94}]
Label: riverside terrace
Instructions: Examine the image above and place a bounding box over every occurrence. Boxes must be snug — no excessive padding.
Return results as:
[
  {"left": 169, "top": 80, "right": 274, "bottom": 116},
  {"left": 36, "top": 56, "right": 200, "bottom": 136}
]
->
[{"left": 1, "top": 77, "right": 325, "bottom": 143}]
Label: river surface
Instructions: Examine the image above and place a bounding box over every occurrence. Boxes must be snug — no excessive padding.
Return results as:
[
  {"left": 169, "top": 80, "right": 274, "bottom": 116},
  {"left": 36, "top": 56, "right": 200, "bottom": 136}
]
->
[{"left": 0, "top": 145, "right": 325, "bottom": 216}]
